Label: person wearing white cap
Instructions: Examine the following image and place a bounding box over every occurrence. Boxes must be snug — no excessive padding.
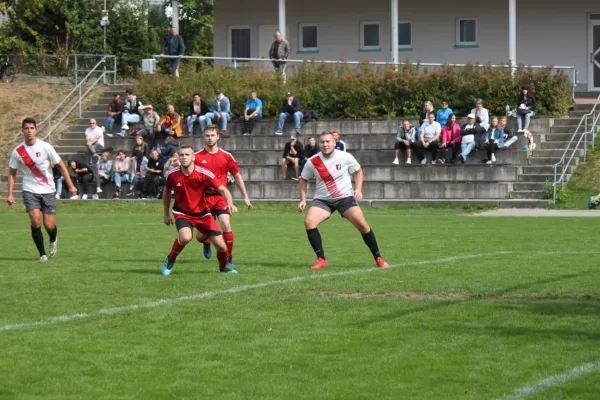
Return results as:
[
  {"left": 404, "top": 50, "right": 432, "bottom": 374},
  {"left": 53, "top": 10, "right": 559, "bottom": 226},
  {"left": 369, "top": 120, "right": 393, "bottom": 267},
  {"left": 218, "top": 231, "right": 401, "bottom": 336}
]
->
[{"left": 456, "top": 113, "right": 486, "bottom": 164}]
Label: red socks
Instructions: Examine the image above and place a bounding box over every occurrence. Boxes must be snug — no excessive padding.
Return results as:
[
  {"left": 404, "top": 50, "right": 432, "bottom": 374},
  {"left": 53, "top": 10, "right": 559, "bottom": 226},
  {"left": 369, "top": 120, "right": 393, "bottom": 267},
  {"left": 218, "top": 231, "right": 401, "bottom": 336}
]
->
[
  {"left": 223, "top": 231, "right": 234, "bottom": 259},
  {"left": 168, "top": 238, "right": 186, "bottom": 261},
  {"left": 217, "top": 250, "right": 228, "bottom": 270}
]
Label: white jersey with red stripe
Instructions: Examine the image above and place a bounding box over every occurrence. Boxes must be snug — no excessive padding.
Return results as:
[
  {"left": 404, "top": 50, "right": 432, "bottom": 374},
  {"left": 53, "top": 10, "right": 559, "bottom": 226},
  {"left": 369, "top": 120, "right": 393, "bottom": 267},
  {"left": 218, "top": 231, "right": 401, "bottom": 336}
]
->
[
  {"left": 8, "top": 139, "right": 61, "bottom": 194},
  {"left": 301, "top": 150, "right": 361, "bottom": 200}
]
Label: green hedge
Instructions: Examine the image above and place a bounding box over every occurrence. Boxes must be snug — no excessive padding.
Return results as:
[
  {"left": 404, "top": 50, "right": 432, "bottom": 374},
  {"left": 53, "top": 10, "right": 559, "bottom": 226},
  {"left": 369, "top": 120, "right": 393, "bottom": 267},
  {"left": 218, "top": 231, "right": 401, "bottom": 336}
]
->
[{"left": 135, "top": 61, "right": 572, "bottom": 119}]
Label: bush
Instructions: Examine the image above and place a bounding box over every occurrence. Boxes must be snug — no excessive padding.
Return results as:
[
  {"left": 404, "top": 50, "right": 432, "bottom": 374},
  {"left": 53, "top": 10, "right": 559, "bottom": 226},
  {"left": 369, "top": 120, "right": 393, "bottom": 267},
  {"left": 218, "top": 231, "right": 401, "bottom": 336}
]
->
[
  {"left": 542, "top": 179, "right": 564, "bottom": 202},
  {"left": 135, "top": 61, "right": 572, "bottom": 119}
]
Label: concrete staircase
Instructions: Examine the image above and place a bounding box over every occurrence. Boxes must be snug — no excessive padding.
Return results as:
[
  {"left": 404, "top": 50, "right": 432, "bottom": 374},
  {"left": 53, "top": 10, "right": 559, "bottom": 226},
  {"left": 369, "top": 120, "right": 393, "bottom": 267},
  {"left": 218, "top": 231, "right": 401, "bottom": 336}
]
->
[{"left": 3, "top": 85, "right": 593, "bottom": 208}]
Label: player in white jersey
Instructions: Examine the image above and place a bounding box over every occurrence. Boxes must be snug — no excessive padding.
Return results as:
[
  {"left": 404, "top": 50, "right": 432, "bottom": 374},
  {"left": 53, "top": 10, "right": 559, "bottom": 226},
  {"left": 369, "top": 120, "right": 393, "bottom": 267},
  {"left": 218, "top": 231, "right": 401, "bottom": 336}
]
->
[
  {"left": 298, "top": 131, "right": 389, "bottom": 270},
  {"left": 7, "top": 118, "right": 78, "bottom": 261}
]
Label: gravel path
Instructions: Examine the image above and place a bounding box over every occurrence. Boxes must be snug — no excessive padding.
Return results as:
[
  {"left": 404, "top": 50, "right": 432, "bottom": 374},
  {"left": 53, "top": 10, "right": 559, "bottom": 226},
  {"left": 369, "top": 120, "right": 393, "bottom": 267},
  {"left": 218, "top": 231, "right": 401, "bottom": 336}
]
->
[{"left": 476, "top": 209, "right": 600, "bottom": 217}]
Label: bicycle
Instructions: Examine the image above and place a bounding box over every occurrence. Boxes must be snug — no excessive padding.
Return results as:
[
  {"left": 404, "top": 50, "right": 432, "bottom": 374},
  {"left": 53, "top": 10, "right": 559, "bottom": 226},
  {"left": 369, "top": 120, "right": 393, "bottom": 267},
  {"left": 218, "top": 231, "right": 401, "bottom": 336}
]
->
[{"left": 0, "top": 53, "right": 15, "bottom": 83}]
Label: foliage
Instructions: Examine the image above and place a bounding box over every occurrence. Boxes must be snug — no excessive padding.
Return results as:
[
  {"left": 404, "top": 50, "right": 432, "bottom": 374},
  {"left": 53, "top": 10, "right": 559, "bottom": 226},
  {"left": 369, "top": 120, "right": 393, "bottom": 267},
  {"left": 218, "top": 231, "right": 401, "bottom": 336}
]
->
[
  {"left": 542, "top": 179, "right": 564, "bottom": 202},
  {"left": 136, "top": 61, "right": 573, "bottom": 119}
]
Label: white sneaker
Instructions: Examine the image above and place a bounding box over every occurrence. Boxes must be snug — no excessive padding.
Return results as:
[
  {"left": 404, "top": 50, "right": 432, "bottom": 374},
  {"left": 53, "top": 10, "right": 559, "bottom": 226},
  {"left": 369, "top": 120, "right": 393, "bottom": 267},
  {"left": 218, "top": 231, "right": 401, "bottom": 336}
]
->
[
  {"left": 96, "top": 187, "right": 103, "bottom": 193},
  {"left": 274, "top": 131, "right": 283, "bottom": 136},
  {"left": 406, "top": 158, "right": 412, "bottom": 164},
  {"left": 486, "top": 160, "right": 493, "bottom": 164},
  {"left": 82, "top": 194, "right": 88, "bottom": 200},
  {"left": 491, "top": 154, "right": 496, "bottom": 162},
  {"left": 70, "top": 195, "right": 79, "bottom": 200},
  {"left": 117, "top": 131, "right": 125, "bottom": 137},
  {"left": 431, "top": 160, "right": 436, "bottom": 164},
  {"left": 55, "top": 194, "right": 60, "bottom": 200},
  {"left": 392, "top": 158, "right": 399, "bottom": 165},
  {"left": 122, "top": 124, "right": 130, "bottom": 130},
  {"left": 518, "top": 129, "right": 524, "bottom": 133},
  {"left": 49, "top": 239, "right": 57, "bottom": 258},
  {"left": 421, "top": 159, "right": 427, "bottom": 165},
  {"left": 91, "top": 194, "right": 99, "bottom": 200},
  {"left": 40, "top": 255, "right": 48, "bottom": 262}
]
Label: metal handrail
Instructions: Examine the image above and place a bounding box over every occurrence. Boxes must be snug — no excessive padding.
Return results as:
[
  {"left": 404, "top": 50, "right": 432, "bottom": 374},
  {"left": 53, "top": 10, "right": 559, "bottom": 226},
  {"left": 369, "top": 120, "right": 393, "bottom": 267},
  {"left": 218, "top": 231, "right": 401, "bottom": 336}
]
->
[
  {"left": 153, "top": 54, "right": 578, "bottom": 100},
  {"left": 37, "top": 55, "right": 117, "bottom": 142},
  {"left": 552, "top": 94, "right": 600, "bottom": 203}
]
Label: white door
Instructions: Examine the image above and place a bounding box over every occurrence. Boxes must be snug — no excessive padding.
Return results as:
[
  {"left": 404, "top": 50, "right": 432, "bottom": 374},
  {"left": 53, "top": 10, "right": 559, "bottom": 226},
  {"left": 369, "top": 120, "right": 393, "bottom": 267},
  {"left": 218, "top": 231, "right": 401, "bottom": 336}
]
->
[
  {"left": 589, "top": 16, "right": 600, "bottom": 91},
  {"left": 258, "top": 25, "right": 290, "bottom": 70}
]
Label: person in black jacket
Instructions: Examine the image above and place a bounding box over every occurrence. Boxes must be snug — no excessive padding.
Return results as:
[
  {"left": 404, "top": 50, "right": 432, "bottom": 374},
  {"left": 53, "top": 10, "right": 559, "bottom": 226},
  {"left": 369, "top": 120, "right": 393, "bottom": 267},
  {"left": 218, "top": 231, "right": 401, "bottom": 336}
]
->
[
  {"left": 275, "top": 92, "right": 303, "bottom": 136},
  {"left": 516, "top": 86, "right": 536, "bottom": 132},
  {"left": 161, "top": 27, "right": 185, "bottom": 77},
  {"left": 281, "top": 136, "right": 305, "bottom": 180},
  {"left": 186, "top": 93, "right": 209, "bottom": 134},
  {"left": 141, "top": 149, "right": 165, "bottom": 199},
  {"left": 456, "top": 114, "right": 486, "bottom": 164},
  {"left": 69, "top": 160, "right": 97, "bottom": 199},
  {"left": 159, "top": 136, "right": 180, "bottom": 163}
]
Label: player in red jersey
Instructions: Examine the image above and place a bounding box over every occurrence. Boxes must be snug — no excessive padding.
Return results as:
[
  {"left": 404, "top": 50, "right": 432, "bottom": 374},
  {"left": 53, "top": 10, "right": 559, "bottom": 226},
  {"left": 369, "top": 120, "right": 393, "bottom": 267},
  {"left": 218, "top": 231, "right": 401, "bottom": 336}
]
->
[
  {"left": 162, "top": 145, "right": 238, "bottom": 276},
  {"left": 194, "top": 124, "right": 252, "bottom": 266}
]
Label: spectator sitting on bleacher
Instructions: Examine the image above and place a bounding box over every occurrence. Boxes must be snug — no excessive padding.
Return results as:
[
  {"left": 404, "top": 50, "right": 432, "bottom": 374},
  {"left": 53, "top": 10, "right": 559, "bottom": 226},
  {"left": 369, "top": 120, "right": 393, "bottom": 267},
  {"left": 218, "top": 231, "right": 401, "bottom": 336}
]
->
[
  {"left": 104, "top": 93, "right": 123, "bottom": 135},
  {"left": 160, "top": 104, "right": 182, "bottom": 138},
  {"left": 85, "top": 119, "right": 104, "bottom": 163},
  {"left": 127, "top": 155, "right": 148, "bottom": 198},
  {"left": 436, "top": 100, "right": 453, "bottom": 128},
  {"left": 137, "top": 105, "right": 160, "bottom": 149},
  {"left": 240, "top": 90, "right": 263, "bottom": 135},
  {"left": 420, "top": 101, "right": 435, "bottom": 126},
  {"left": 456, "top": 114, "right": 486, "bottom": 164},
  {"left": 440, "top": 113, "right": 461, "bottom": 164},
  {"left": 500, "top": 116, "right": 518, "bottom": 148},
  {"left": 206, "top": 89, "right": 231, "bottom": 136},
  {"left": 393, "top": 120, "right": 416, "bottom": 165},
  {"left": 484, "top": 116, "right": 504, "bottom": 164},
  {"left": 69, "top": 159, "right": 98, "bottom": 200},
  {"left": 332, "top": 130, "right": 347, "bottom": 151},
  {"left": 164, "top": 152, "right": 181, "bottom": 172},
  {"left": 516, "top": 86, "right": 537, "bottom": 132},
  {"left": 304, "top": 136, "right": 319, "bottom": 159},
  {"left": 282, "top": 135, "right": 304, "bottom": 180},
  {"left": 275, "top": 91, "right": 303, "bottom": 136},
  {"left": 111, "top": 150, "right": 131, "bottom": 199},
  {"left": 141, "top": 149, "right": 165, "bottom": 199},
  {"left": 96, "top": 152, "right": 113, "bottom": 184},
  {"left": 471, "top": 98, "right": 490, "bottom": 130},
  {"left": 132, "top": 135, "right": 149, "bottom": 161},
  {"left": 120, "top": 89, "right": 143, "bottom": 136},
  {"left": 159, "top": 136, "right": 179, "bottom": 163},
  {"left": 187, "top": 93, "right": 209, "bottom": 135},
  {"left": 415, "top": 113, "right": 442, "bottom": 164}
]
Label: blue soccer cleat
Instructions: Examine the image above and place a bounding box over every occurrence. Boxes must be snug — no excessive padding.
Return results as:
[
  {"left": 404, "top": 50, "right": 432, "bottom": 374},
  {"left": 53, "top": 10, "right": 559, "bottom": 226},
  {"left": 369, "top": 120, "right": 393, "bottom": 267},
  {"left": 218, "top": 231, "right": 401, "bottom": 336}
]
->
[
  {"left": 220, "top": 268, "right": 238, "bottom": 274},
  {"left": 203, "top": 242, "right": 212, "bottom": 259},
  {"left": 227, "top": 257, "right": 235, "bottom": 267},
  {"left": 162, "top": 256, "right": 175, "bottom": 276}
]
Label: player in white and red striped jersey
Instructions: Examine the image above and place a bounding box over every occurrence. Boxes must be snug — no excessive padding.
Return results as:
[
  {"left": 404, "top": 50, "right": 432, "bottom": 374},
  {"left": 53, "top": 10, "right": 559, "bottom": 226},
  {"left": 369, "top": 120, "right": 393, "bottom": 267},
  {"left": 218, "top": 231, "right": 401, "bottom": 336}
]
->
[
  {"left": 194, "top": 124, "right": 252, "bottom": 266},
  {"left": 298, "top": 131, "right": 389, "bottom": 270},
  {"left": 7, "top": 118, "right": 78, "bottom": 262},
  {"left": 161, "top": 145, "right": 238, "bottom": 276}
]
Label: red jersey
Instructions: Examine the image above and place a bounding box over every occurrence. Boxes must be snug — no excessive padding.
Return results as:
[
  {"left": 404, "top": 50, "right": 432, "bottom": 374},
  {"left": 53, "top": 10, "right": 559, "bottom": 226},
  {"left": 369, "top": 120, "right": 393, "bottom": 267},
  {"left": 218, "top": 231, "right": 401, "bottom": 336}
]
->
[
  {"left": 165, "top": 165, "right": 217, "bottom": 216},
  {"left": 194, "top": 148, "right": 240, "bottom": 194}
]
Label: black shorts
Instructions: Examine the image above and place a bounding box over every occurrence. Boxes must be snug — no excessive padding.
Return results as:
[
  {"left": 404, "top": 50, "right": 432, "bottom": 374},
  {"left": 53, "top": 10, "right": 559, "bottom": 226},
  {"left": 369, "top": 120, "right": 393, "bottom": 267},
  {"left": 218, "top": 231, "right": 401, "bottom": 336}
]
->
[
  {"left": 22, "top": 191, "right": 56, "bottom": 214},
  {"left": 311, "top": 196, "right": 358, "bottom": 216},
  {"left": 394, "top": 141, "right": 413, "bottom": 150}
]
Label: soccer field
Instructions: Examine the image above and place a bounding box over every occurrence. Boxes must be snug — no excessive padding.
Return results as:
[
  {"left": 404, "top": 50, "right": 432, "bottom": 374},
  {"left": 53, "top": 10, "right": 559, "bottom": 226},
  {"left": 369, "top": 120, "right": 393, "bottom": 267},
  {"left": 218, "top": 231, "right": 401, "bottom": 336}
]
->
[{"left": 0, "top": 202, "right": 599, "bottom": 400}]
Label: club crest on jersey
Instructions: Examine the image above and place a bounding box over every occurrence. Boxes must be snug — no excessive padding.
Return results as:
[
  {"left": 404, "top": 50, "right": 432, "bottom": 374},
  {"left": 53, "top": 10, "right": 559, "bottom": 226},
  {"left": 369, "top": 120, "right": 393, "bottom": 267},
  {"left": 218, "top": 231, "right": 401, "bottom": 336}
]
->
[
  {"left": 35, "top": 152, "right": 41, "bottom": 158},
  {"left": 335, "top": 164, "right": 342, "bottom": 170}
]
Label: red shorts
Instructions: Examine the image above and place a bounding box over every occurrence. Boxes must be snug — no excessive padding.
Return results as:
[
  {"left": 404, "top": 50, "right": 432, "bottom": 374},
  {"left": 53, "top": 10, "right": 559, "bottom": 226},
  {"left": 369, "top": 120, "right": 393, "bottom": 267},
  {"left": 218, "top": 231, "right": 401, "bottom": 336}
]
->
[
  {"left": 174, "top": 212, "right": 221, "bottom": 236},
  {"left": 205, "top": 194, "right": 230, "bottom": 216}
]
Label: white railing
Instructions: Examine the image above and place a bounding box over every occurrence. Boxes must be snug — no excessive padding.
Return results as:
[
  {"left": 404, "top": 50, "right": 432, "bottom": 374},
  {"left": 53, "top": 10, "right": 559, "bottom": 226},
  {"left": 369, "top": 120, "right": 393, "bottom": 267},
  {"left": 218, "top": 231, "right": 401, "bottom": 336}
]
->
[
  {"left": 152, "top": 55, "right": 578, "bottom": 101},
  {"left": 37, "top": 55, "right": 117, "bottom": 142},
  {"left": 552, "top": 94, "right": 600, "bottom": 204}
]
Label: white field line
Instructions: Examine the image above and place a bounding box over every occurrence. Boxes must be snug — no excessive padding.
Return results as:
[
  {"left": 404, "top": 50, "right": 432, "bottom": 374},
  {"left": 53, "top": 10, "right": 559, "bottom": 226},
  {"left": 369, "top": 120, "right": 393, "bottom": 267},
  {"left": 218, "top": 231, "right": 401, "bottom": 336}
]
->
[
  {"left": 0, "top": 252, "right": 513, "bottom": 332},
  {"left": 493, "top": 361, "right": 600, "bottom": 400}
]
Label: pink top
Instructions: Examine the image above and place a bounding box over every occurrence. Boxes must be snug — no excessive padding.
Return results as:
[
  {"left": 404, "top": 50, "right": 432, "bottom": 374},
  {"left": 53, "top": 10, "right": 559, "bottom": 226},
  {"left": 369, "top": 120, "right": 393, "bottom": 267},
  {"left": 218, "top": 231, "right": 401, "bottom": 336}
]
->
[{"left": 442, "top": 123, "right": 462, "bottom": 144}]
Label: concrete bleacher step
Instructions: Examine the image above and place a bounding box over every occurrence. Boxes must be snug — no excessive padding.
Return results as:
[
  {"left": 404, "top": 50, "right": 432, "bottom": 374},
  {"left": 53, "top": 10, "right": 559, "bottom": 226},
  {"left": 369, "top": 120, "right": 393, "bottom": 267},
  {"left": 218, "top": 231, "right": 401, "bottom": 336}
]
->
[
  {"left": 231, "top": 180, "right": 512, "bottom": 200},
  {"left": 521, "top": 165, "right": 574, "bottom": 175},
  {"left": 518, "top": 174, "right": 558, "bottom": 182},
  {"left": 539, "top": 141, "right": 586, "bottom": 150},
  {"left": 573, "top": 104, "right": 596, "bottom": 112},
  {"left": 531, "top": 149, "right": 584, "bottom": 158},
  {"left": 551, "top": 118, "right": 581, "bottom": 127},
  {"left": 509, "top": 190, "right": 544, "bottom": 199},
  {"left": 513, "top": 182, "right": 544, "bottom": 191}
]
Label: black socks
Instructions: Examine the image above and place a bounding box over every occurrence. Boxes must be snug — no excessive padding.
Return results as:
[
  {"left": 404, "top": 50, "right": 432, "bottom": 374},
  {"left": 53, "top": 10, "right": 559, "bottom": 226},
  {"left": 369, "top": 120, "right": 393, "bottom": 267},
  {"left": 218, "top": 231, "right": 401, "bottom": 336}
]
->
[
  {"left": 361, "top": 229, "right": 381, "bottom": 260},
  {"left": 306, "top": 228, "right": 325, "bottom": 259},
  {"left": 31, "top": 226, "right": 46, "bottom": 257},
  {"left": 47, "top": 225, "right": 57, "bottom": 243}
]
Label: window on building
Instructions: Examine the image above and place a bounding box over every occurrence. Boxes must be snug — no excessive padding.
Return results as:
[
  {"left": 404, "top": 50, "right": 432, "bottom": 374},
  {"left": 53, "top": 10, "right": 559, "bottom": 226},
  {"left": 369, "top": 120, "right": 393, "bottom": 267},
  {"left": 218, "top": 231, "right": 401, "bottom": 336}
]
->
[
  {"left": 360, "top": 21, "right": 380, "bottom": 50},
  {"left": 299, "top": 24, "right": 318, "bottom": 51},
  {"left": 229, "top": 27, "right": 251, "bottom": 59},
  {"left": 398, "top": 21, "right": 412, "bottom": 49},
  {"left": 456, "top": 19, "right": 477, "bottom": 46}
]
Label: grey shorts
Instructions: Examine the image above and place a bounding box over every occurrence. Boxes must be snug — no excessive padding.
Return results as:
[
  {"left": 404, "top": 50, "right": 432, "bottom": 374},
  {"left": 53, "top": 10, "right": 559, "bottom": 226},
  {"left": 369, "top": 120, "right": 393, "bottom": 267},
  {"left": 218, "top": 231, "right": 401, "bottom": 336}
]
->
[
  {"left": 22, "top": 191, "right": 57, "bottom": 215},
  {"left": 311, "top": 196, "right": 358, "bottom": 216}
]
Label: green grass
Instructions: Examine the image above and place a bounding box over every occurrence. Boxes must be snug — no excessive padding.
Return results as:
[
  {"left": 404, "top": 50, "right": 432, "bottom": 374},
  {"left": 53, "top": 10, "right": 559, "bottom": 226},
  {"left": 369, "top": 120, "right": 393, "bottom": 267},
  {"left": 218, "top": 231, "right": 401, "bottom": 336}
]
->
[
  {"left": 551, "top": 133, "right": 600, "bottom": 209},
  {"left": 1, "top": 203, "right": 599, "bottom": 399}
]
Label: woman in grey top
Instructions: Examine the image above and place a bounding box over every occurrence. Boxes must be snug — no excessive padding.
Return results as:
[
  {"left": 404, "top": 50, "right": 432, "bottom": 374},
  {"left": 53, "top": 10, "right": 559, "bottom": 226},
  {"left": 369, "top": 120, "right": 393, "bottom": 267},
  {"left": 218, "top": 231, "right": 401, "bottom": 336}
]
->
[
  {"left": 136, "top": 105, "right": 161, "bottom": 149},
  {"left": 393, "top": 120, "right": 416, "bottom": 165}
]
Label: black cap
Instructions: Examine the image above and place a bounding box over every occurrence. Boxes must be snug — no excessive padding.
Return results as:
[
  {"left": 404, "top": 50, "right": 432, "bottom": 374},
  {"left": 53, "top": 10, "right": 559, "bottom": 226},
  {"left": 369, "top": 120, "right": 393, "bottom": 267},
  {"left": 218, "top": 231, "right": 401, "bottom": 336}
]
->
[
  {"left": 125, "top": 89, "right": 133, "bottom": 95},
  {"left": 286, "top": 91, "right": 294, "bottom": 97},
  {"left": 215, "top": 89, "right": 222, "bottom": 94}
]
